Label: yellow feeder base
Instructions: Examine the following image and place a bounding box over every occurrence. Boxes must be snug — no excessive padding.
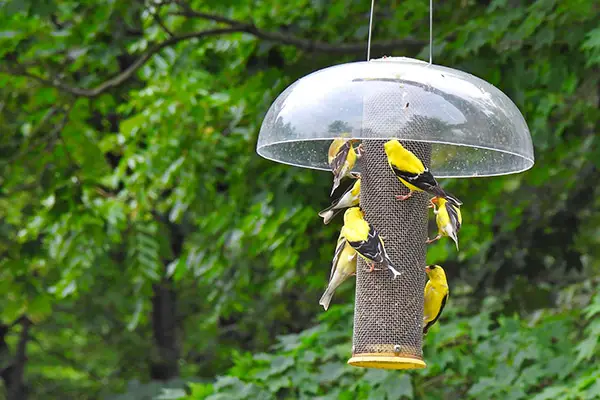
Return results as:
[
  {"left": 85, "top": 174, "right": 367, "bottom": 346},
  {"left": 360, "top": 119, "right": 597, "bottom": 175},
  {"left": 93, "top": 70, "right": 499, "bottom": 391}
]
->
[{"left": 348, "top": 353, "right": 427, "bottom": 370}]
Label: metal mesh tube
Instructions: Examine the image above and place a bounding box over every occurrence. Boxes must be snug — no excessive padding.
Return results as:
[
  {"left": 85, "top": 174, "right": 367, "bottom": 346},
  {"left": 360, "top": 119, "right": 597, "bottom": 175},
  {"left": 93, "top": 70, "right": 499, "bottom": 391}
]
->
[{"left": 349, "top": 140, "right": 431, "bottom": 368}]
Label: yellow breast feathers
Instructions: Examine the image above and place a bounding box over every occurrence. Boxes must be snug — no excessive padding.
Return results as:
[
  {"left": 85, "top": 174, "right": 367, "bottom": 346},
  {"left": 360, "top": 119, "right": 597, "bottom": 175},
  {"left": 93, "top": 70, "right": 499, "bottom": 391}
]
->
[
  {"left": 341, "top": 207, "right": 370, "bottom": 242},
  {"left": 384, "top": 140, "right": 426, "bottom": 174}
]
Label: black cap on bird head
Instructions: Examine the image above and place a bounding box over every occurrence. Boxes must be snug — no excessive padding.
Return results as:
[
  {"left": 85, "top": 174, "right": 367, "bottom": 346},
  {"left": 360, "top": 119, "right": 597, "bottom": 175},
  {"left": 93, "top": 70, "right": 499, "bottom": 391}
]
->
[{"left": 425, "top": 265, "right": 437, "bottom": 273}]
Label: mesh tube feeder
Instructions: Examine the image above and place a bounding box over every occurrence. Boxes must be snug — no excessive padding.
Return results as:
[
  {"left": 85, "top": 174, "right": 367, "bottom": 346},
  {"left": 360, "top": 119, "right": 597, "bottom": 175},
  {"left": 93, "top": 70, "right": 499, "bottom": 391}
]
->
[{"left": 256, "top": 57, "right": 534, "bottom": 370}]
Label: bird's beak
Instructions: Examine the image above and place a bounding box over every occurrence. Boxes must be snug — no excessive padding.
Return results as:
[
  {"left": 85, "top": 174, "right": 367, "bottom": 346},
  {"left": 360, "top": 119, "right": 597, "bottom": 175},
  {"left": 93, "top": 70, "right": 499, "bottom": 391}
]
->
[{"left": 424, "top": 266, "right": 430, "bottom": 273}]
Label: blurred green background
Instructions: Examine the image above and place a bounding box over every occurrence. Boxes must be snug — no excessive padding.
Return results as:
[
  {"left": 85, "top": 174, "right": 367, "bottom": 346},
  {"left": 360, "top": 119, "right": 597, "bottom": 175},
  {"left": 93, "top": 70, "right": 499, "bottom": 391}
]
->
[{"left": 0, "top": 0, "right": 599, "bottom": 399}]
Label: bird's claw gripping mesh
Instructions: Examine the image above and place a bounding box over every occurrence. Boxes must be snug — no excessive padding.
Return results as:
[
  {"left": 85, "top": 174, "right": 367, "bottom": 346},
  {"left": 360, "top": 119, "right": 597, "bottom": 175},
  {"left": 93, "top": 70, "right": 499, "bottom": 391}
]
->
[{"left": 348, "top": 140, "right": 431, "bottom": 370}]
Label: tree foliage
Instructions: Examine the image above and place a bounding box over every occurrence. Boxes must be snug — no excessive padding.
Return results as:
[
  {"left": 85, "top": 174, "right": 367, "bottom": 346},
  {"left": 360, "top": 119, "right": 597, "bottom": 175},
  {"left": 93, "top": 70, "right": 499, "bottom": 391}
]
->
[{"left": 0, "top": 0, "right": 598, "bottom": 399}]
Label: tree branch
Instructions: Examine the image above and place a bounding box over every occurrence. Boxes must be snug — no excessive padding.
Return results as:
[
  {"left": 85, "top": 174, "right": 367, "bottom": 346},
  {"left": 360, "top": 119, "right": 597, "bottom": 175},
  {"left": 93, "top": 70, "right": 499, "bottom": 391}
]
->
[
  {"left": 54, "top": 104, "right": 84, "bottom": 184},
  {"left": 154, "top": 14, "right": 175, "bottom": 37},
  {"left": 149, "top": 6, "right": 174, "bottom": 37},
  {"left": 168, "top": 9, "right": 240, "bottom": 26},
  {"left": 253, "top": 29, "right": 424, "bottom": 53},
  {"left": 29, "top": 106, "right": 60, "bottom": 138},
  {"left": 1, "top": 11, "right": 424, "bottom": 98},
  {"left": 7, "top": 318, "right": 31, "bottom": 400},
  {"left": 169, "top": 8, "right": 424, "bottom": 53},
  {"left": 29, "top": 336, "right": 103, "bottom": 381},
  {"left": 0, "top": 27, "right": 239, "bottom": 97},
  {"left": 4, "top": 106, "right": 71, "bottom": 165}
]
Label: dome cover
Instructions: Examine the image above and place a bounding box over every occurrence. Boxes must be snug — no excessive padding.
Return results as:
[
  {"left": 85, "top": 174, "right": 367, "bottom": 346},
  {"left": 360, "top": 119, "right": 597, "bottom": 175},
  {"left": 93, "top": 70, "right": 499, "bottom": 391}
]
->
[{"left": 257, "top": 57, "right": 534, "bottom": 178}]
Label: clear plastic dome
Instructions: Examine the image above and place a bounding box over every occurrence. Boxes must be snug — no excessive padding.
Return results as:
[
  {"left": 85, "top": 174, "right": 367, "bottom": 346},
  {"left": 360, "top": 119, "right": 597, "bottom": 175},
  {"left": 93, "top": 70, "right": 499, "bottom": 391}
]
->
[{"left": 257, "top": 57, "right": 534, "bottom": 178}]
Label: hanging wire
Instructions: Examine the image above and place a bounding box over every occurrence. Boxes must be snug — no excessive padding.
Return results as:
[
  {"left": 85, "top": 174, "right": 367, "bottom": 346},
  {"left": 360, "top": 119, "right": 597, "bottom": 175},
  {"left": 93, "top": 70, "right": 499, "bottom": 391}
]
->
[
  {"left": 366, "top": 0, "right": 433, "bottom": 63},
  {"left": 428, "top": 0, "right": 433, "bottom": 64},
  {"left": 366, "top": 0, "right": 375, "bottom": 61}
]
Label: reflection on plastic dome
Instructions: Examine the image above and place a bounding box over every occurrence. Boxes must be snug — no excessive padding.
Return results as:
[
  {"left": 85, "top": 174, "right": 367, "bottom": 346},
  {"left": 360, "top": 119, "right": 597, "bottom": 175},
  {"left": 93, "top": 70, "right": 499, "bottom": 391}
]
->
[
  {"left": 257, "top": 139, "right": 530, "bottom": 178},
  {"left": 257, "top": 57, "right": 534, "bottom": 178}
]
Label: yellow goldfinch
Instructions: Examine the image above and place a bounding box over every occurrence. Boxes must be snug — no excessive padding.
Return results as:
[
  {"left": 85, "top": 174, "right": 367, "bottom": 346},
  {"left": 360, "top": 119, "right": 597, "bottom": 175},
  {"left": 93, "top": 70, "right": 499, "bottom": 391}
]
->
[
  {"left": 383, "top": 140, "right": 462, "bottom": 205},
  {"left": 319, "top": 231, "right": 357, "bottom": 310},
  {"left": 423, "top": 264, "right": 449, "bottom": 334},
  {"left": 341, "top": 207, "right": 402, "bottom": 279},
  {"left": 427, "top": 197, "right": 462, "bottom": 250},
  {"left": 318, "top": 178, "right": 361, "bottom": 224},
  {"left": 328, "top": 138, "right": 361, "bottom": 196}
]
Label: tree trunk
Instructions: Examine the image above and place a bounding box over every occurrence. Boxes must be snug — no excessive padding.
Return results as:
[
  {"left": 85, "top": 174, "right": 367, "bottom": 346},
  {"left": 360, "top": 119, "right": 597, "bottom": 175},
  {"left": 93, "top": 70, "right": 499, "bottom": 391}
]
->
[
  {"left": 150, "top": 279, "right": 179, "bottom": 380},
  {"left": 0, "top": 319, "right": 32, "bottom": 400}
]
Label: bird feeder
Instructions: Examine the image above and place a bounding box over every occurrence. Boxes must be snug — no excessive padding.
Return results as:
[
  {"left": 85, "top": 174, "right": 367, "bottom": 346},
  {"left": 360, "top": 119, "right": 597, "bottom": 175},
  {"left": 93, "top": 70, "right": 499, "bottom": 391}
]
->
[{"left": 256, "top": 57, "right": 534, "bottom": 369}]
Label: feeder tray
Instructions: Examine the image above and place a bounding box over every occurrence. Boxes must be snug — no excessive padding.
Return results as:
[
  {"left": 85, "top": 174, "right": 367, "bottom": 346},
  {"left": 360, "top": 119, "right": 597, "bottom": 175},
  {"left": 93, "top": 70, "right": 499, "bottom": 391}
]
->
[{"left": 256, "top": 57, "right": 534, "bottom": 370}]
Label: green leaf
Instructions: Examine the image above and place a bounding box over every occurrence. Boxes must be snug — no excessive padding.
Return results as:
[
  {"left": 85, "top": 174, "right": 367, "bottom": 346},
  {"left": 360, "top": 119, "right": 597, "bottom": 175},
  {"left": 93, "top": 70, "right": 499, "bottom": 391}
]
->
[
  {"left": 269, "top": 355, "right": 294, "bottom": 375},
  {"left": 188, "top": 382, "right": 215, "bottom": 399},
  {"left": 382, "top": 374, "right": 412, "bottom": 399},
  {"left": 61, "top": 124, "right": 111, "bottom": 178},
  {"left": 127, "top": 298, "right": 144, "bottom": 331},
  {"left": 581, "top": 27, "right": 600, "bottom": 50},
  {"left": 363, "top": 369, "right": 390, "bottom": 386},
  {"left": 584, "top": 377, "right": 600, "bottom": 399},
  {"left": 317, "top": 362, "right": 347, "bottom": 384},
  {"left": 27, "top": 293, "right": 53, "bottom": 323},
  {"left": 530, "top": 386, "right": 569, "bottom": 400},
  {"left": 575, "top": 335, "right": 598, "bottom": 365},
  {"left": 157, "top": 388, "right": 188, "bottom": 399}
]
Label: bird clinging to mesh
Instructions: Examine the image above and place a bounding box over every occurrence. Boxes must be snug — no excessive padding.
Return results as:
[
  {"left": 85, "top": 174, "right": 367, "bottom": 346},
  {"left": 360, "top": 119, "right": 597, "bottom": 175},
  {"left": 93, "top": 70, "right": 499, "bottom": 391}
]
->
[
  {"left": 423, "top": 264, "right": 449, "bottom": 334},
  {"left": 319, "top": 230, "right": 357, "bottom": 310},
  {"left": 341, "top": 207, "right": 402, "bottom": 279},
  {"left": 327, "top": 138, "right": 362, "bottom": 196},
  {"left": 383, "top": 139, "right": 462, "bottom": 205},
  {"left": 318, "top": 177, "right": 361, "bottom": 224},
  {"left": 427, "top": 196, "right": 462, "bottom": 250}
]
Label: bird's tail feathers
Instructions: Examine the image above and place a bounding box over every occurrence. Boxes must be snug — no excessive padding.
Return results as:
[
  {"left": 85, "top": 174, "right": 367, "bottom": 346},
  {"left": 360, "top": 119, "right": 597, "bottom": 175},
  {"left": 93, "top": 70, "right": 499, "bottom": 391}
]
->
[
  {"left": 383, "top": 255, "right": 402, "bottom": 279},
  {"left": 319, "top": 287, "right": 335, "bottom": 311},
  {"left": 429, "top": 186, "right": 448, "bottom": 200},
  {"left": 319, "top": 272, "right": 349, "bottom": 310},
  {"left": 444, "top": 191, "right": 463, "bottom": 206},
  {"left": 330, "top": 176, "right": 341, "bottom": 196},
  {"left": 449, "top": 231, "right": 459, "bottom": 251},
  {"left": 318, "top": 206, "right": 342, "bottom": 225},
  {"left": 423, "top": 323, "right": 431, "bottom": 335},
  {"left": 430, "top": 186, "right": 463, "bottom": 206}
]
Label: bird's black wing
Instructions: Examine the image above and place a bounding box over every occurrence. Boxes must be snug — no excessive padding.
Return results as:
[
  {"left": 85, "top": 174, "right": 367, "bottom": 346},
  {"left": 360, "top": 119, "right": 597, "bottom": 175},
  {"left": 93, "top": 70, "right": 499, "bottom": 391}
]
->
[
  {"left": 331, "top": 180, "right": 354, "bottom": 208},
  {"left": 329, "top": 238, "right": 347, "bottom": 282},
  {"left": 391, "top": 165, "right": 439, "bottom": 192},
  {"left": 446, "top": 202, "right": 461, "bottom": 232},
  {"left": 391, "top": 165, "right": 464, "bottom": 204},
  {"left": 348, "top": 226, "right": 384, "bottom": 263},
  {"left": 330, "top": 141, "right": 352, "bottom": 176},
  {"left": 443, "top": 191, "right": 463, "bottom": 206},
  {"left": 423, "top": 292, "right": 448, "bottom": 334}
]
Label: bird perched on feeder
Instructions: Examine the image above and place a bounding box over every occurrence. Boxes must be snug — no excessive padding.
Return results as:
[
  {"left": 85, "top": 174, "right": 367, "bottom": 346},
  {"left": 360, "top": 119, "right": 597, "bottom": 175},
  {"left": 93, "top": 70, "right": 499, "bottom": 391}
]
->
[
  {"left": 423, "top": 264, "right": 449, "bottom": 334},
  {"left": 318, "top": 177, "right": 361, "bottom": 224},
  {"left": 427, "top": 196, "right": 462, "bottom": 250},
  {"left": 319, "top": 231, "right": 357, "bottom": 310},
  {"left": 341, "top": 207, "right": 402, "bottom": 278},
  {"left": 383, "top": 139, "right": 462, "bottom": 205},
  {"left": 328, "top": 138, "right": 362, "bottom": 196}
]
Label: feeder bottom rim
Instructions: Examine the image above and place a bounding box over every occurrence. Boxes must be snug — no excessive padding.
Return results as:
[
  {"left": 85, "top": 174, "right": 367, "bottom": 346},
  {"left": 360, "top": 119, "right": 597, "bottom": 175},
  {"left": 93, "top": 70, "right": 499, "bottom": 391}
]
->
[{"left": 348, "top": 354, "right": 426, "bottom": 370}]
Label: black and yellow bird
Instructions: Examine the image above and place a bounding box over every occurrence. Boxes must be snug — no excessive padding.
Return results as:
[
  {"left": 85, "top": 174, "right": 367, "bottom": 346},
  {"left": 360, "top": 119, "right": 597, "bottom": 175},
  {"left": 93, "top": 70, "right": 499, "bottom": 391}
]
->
[
  {"left": 427, "top": 197, "right": 462, "bottom": 250},
  {"left": 423, "top": 264, "right": 449, "bottom": 334},
  {"left": 318, "top": 177, "right": 361, "bottom": 224},
  {"left": 383, "top": 139, "right": 462, "bottom": 205},
  {"left": 341, "top": 207, "right": 402, "bottom": 279},
  {"left": 319, "top": 230, "right": 357, "bottom": 310},
  {"left": 328, "top": 138, "right": 361, "bottom": 196}
]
